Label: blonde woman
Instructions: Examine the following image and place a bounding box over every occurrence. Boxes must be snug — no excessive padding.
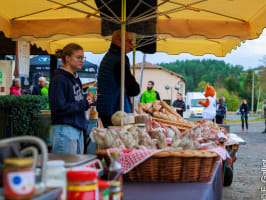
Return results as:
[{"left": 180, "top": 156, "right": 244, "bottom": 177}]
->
[{"left": 49, "top": 43, "right": 93, "bottom": 154}]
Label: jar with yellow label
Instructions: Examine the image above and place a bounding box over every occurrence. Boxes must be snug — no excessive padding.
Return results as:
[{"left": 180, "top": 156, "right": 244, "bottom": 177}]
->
[
  {"left": 109, "top": 181, "right": 121, "bottom": 200},
  {"left": 3, "top": 158, "right": 35, "bottom": 200},
  {"left": 67, "top": 170, "right": 98, "bottom": 200}
]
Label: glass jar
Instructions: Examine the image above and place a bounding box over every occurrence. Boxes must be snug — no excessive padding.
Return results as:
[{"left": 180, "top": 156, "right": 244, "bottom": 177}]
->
[
  {"left": 109, "top": 181, "right": 121, "bottom": 200},
  {"left": 3, "top": 158, "right": 35, "bottom": 200},
  {"left": 46, "top": 160, "right": 66, "bottom": 199},
  {"left": 67, "top": 170, "right": 98, "bottom": 200},
  {"left": 98, "top": 179, "right": 109, "bottom": 200}
]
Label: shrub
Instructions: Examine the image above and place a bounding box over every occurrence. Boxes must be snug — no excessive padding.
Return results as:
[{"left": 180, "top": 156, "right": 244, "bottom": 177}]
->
[{"left": 0, "top": 95, "right": 48, "bottom": 137}]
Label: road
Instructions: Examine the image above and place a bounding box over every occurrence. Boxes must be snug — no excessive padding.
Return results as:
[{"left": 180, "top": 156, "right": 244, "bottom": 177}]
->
[
  {"left": 223, "top": 121, "right": 266, "bottom": 200},
  {"left": 225, "top": 114, "right": 257, "bottom": 120}
]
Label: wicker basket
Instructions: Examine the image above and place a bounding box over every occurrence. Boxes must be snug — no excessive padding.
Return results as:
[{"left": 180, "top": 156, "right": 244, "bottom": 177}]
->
[{"left": 96, "top": 149, "right": 219, "bottom": 183}]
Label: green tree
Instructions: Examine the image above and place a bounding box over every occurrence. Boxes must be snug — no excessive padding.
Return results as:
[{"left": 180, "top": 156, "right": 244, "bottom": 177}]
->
[
  {"left": 216, "top": 88, "right": 240, "bottom": 111},
  {"left": 159, "top": 59, "right": 243, "bottom": 93},
  {"left": 229, "top": 94, "right": 240, "bottom": 111},
  {"left": 196, "top": 81, "right": 207, "bottom": 91},
  {"left": 224, "top": 75, "right": 240, "bottom": 93}
]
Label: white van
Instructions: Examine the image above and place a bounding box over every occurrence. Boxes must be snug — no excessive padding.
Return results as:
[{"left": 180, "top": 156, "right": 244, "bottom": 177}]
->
[{"left": 184, "top": 92, "right": 205, "bottom": 118}]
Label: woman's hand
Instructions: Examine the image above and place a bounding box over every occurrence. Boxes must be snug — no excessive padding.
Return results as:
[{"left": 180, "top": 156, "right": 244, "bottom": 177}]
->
[
  {"left": 94, "top": 94, "right": 98, "bottom": 102},
  {"left": 86, "top": 95, "right": 93, "bottom": 105}
]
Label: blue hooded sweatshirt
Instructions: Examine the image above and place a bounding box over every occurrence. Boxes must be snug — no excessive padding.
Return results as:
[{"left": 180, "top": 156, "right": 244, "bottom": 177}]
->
[{"left": 49, "top": 68, "right": 90, "bottom": 130}]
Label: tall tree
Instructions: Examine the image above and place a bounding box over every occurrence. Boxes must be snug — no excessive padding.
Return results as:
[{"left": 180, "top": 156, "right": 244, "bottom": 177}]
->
[{"left": 224, "top": 75, "right": 240, "bottom": 93}]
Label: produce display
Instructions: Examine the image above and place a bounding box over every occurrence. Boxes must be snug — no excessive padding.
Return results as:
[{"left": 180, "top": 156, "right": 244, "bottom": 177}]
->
[
  {"left": 136, "top": 101, "right": 194, "bottom": 130},
  {"left": 92, "top": 101, "right": 229, "bottom": 151}
]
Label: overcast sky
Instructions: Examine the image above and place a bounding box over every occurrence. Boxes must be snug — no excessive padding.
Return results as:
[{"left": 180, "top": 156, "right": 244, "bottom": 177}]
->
[{"left": 85, "top": 29, "right": 266, "bottom": 70}]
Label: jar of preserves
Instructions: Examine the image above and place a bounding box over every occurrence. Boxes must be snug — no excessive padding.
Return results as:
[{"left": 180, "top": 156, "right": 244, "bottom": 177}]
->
[
  {"left": 67, "top": 170, "right": 98, "bottom": 200},
  {"left": 3, "top": 158, "right": 35, "bottom": 200},
  {"left": 98, "top": 179, "right": 109, "bottom": 200},
  {"left": 109, "top": 181, "right": 121, "bottom": 200}
]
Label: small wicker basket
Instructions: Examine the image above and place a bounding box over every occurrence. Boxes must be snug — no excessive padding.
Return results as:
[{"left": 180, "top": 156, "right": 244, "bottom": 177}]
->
[{"left": 96, "top": 149, "right": 219, "bottom": 183}]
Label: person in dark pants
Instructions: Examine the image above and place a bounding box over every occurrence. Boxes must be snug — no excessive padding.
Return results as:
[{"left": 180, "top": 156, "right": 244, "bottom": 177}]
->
[
  {"left": 215, "top": 98, "right": 226, "bottom": 124},
  {"left": 172, "top": 93, "right": 186, "bottom": 117},
  {"left": 97, "top": 30, "right": 140, "bottom": 128},
  {"left": 240, "top": 99, "right": 249, "bottom": 133}
]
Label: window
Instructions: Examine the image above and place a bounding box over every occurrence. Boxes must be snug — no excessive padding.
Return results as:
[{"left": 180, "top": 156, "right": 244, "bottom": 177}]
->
[{"left": 191, "top": 99, "right": 205, "bottom": 107}]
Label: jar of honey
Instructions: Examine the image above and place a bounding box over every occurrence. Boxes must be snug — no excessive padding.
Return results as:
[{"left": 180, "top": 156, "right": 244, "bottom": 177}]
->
[
  {"left": 3, "top": 158, "right": 35, "bottom": 200},
  {"left": 67, "top": 170, "right": 98, "bottom": 200}
]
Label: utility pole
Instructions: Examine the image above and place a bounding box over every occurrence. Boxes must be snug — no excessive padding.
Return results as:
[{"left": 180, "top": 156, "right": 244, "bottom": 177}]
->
[
  {"left": 256, "top": 85, "right": 261, "bottom": 113},
  {"left": 251, "top": 70, "right": 254, "bottom": 113}
]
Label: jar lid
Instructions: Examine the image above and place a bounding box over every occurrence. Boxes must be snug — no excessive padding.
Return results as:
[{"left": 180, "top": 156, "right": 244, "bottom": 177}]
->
[
  {"left": 4, "top": 158, "right": 33, "bottom": 167},
  {"left": 98, "top": 180, "right": 110, "bottom": 189},
  {"left": 67, "top": 170, "right": 97, "bottom": 182},
  {"left": 47, "top": 160, "right": 65, "bottom": 168},
  {"left": 110, "top": 152, "right": 120, "bottom": 158}
]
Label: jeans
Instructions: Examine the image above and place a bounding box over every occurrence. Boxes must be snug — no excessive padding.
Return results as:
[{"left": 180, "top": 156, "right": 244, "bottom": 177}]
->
[{"left": 51, "top": 125, "right": 84, "bottom": 154}]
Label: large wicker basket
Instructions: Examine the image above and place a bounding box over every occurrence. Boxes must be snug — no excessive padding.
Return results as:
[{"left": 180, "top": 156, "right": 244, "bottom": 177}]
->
[{"left": 96, "top": 149, "right": 219, "bottom": 183}]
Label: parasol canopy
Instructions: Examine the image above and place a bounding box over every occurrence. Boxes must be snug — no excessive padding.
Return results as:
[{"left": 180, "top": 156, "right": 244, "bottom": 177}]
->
[{"left": 0, "top": 0, "right": 265, "bottom": 40}]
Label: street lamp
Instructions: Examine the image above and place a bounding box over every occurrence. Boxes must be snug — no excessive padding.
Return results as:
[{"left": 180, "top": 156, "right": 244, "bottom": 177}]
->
[{"left": 165, "top": 84, "right": 180, "bottom": 105}]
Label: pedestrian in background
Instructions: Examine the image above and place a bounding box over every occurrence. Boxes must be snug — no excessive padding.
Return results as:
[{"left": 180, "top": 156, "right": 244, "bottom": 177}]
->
[
  {"left": 215, "top": 98, "right": 226, "bottom": 124},
  {"left": 41, "top": 81, "right": 50, "bottom": 110},
  {"left": 41, "top": 81, "right": 49, "bottom": 97},
  {"left": 240, "top": 99, "right": 249, "bottom": 133},
  {"left": 32, "top": 76, "right": 46, "bottom": 95},
  {"left": 222, "top": 96, "right": 227, "bottom": 122},
  {"left": 9, "top": 79, "right": 21, "bottom": 95},
  {"left": 141, "top": 81, "right": 160, "bottom": 104},
  {"left": 262, "top": 97, "right": 266, "bottom": 134},
  {"left": 172, "top": 92, "right": 186, "bottom": 117}
]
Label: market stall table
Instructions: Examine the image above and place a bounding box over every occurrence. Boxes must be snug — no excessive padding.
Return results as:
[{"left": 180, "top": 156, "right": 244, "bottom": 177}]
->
[
  {"left": 123, "top": 162, "right": 222, "bottom": 200},
  {"left": 0, "top": 188, "right": 62, "bottom": 200}
]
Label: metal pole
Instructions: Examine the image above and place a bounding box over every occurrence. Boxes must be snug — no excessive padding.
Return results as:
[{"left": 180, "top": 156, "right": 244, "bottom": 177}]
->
[
  {"left": 256, "top": 85, "right": 261, "bottom": 113},
  {"left": 132, "top": 34, "right": 136, "bottom": 77},
  {"left": 134, "top": 53, "right": 146, "bottom": 108},
  {"left": 251, "top": 70, "right": 254, "bottom": 113},
  {"left": 132, "top": 34, "right": 136, "bottom": 112},
  {"left": 139, "top": 53, "right": 146, "bottom": 90},
  {"left": 171, "top": 87, "right": 173, "bottom": 105},
  {"left": 120, "top": 0, "right": 126, "bottom": 111}
]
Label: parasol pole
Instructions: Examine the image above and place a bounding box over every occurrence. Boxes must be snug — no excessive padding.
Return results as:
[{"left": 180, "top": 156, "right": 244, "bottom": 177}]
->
[
  {"left": 139, "top": 53, "right": 146, "bottom": 90},
  {"left": 120, "top": 0, "right": 126, "bottom": 111},
  {"left": 135, "top": 53, "right": 146, "bottom": 107},
  {"left": 132, "top": 33, "right": 136, "bottom": 112}
]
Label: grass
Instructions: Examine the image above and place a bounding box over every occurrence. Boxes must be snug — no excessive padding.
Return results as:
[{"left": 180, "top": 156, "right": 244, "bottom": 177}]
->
[{"left": 224, "top": 117, "right": 265, "bottom": 124}]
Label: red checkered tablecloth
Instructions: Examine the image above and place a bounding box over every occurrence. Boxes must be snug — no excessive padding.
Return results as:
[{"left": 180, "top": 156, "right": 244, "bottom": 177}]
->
[{"left": 107, "top": 148, "right": 163, "bottom": 174}]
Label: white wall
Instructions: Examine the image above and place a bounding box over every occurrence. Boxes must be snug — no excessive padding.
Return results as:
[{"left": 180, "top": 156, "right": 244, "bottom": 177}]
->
[
  {"left": 133, "top": 68, "right": 185, "bottom": 104},
  {"left": 0, "top": 60, "right": 15, "bottom": 95}
]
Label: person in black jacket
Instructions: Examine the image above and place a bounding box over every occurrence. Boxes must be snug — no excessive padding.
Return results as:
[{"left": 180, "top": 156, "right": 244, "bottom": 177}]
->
[
  {"left": 172, "top": 93, "right": 186, "bottom": 117},
  {"left": 215, "top": 98, "right": 226, "bottom": 124},
  {"left": 240, "top": 99, "right": 249, "bottom": 133},
  {"left": 97, "top": 30, "right": 140, "bottom": 127},
  {"left": 32, "top": 77, "right": 46, "bottom": 95},
  {"left": 49, "top": 43, "right": 93, "bottom": 154}
]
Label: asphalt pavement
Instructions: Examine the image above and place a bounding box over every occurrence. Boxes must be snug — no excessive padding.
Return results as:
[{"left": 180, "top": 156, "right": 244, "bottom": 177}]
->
[
  {"left": 225, "top": 114, "right": 257, "bottom": 120},
  {"left": 223, "top": 121, "right": 266, "bottom": 200}
]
